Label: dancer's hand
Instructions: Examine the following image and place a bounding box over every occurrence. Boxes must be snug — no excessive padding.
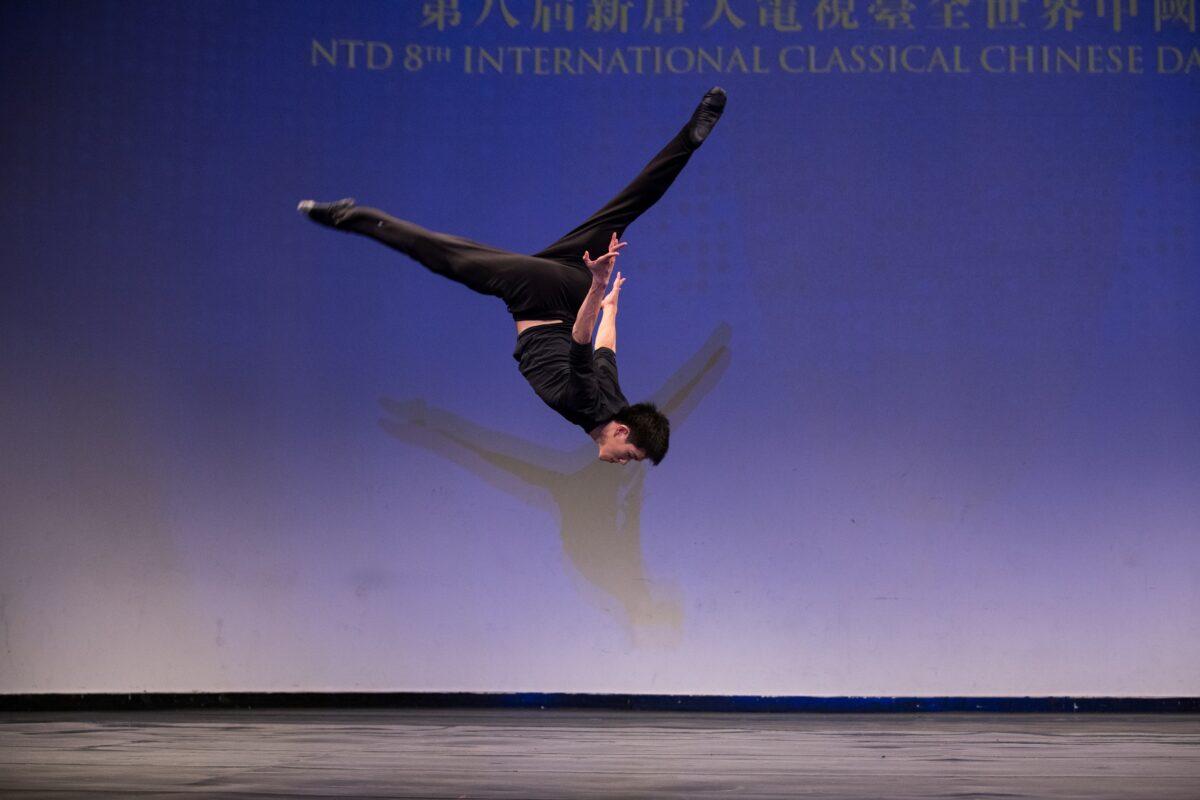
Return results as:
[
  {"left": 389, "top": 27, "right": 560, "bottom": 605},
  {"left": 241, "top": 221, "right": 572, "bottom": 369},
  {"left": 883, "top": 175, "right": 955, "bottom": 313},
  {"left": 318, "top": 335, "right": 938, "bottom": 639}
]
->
[
  {"left": 601, "top": 272, "right": 624, "bottom": 314},
  {"left": 582, "top": 232, "right": 626, "bottom": 283}
]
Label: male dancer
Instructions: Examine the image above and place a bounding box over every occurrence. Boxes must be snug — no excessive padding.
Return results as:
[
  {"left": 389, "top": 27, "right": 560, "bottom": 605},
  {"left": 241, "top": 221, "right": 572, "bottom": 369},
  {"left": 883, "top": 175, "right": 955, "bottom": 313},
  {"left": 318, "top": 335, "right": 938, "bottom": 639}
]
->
[{"left": 299, "top": 87, "right": 726, "bottom": 466}]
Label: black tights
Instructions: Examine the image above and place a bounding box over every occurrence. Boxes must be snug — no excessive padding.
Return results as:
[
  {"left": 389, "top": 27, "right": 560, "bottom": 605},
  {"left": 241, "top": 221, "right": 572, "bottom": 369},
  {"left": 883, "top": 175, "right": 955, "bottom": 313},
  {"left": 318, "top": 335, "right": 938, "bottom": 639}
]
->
[{"left": 338, "top": 128, "right": 698, "bottom": 322}]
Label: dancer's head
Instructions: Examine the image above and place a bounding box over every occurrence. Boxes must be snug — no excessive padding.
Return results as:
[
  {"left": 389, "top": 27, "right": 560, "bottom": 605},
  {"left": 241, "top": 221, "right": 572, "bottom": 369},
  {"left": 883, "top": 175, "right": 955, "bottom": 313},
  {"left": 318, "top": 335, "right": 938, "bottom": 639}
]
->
[{"left": 598, "top": 403, "right": 670, "bottom": 465}]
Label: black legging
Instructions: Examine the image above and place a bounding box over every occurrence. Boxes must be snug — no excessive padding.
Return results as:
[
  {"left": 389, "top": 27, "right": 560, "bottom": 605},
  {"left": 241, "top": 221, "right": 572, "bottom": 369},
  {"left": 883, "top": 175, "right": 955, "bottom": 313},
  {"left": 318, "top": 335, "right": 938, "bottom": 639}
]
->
[{"left": 337, "top": 127, "right": 698, "bottom": 322}]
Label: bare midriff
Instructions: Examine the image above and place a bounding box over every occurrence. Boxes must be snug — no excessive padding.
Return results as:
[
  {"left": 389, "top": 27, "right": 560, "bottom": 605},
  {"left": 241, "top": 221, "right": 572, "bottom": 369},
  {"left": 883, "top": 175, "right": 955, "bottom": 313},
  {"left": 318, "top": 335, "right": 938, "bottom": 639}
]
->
[{"left": 515, "top": 319, "right": 564, "bottom": 335}]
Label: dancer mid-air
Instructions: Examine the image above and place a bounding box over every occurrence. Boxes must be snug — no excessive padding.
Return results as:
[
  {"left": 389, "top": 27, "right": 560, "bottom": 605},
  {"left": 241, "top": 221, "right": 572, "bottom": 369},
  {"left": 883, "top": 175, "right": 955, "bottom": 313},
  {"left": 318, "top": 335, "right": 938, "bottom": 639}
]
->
[{"left": 299, "top": 87, "right": 726, "bottom": 465}]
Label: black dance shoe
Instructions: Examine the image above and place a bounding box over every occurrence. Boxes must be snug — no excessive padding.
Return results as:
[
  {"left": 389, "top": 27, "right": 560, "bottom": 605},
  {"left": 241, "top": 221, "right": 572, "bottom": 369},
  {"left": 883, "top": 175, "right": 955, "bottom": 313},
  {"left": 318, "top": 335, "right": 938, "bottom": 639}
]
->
[
  {"left": 684, "top": 87, "right": 727, "bottom": 148},
  {"left": 297, "top": 197, "right": 356, "bottom": 228}
]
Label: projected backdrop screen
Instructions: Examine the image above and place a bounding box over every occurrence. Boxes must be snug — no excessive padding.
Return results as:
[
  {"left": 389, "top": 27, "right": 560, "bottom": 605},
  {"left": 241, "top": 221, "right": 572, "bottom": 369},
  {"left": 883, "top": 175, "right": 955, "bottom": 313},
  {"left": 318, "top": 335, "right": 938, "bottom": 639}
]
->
[{"left": 1, "top": 0, "right": 1197, "bottom": 695}]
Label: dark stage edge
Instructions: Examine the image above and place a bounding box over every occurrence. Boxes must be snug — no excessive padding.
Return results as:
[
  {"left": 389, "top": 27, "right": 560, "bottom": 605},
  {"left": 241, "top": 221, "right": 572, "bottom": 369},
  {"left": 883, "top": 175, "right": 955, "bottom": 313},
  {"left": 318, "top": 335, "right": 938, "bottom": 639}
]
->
[{"left": 2, "top": 692, "right": 1198, "bottom": 713}]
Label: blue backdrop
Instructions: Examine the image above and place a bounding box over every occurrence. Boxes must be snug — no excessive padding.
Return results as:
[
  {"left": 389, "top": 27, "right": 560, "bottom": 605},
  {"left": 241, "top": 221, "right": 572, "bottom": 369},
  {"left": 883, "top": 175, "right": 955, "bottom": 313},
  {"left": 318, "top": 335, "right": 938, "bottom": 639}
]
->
[{"left": 1, "top": 0, "right": 1197, "bottom": 694}]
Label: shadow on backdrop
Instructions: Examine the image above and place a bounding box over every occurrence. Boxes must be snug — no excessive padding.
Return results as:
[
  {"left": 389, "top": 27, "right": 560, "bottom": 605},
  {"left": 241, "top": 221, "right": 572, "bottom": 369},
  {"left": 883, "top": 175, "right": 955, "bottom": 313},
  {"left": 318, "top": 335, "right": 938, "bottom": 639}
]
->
[{"left": 379, "top": 323, "right": 732, "bottom": 645}]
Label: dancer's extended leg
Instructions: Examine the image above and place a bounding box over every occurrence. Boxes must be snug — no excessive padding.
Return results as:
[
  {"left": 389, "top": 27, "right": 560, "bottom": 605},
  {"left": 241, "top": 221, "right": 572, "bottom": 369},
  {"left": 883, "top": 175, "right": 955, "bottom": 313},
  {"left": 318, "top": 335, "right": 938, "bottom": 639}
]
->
[
  {"left": 337, "top": 206, "right": 520, "bottom": 296},
  {"left": 300, "top": 201, "right": 589, "bottom": 321},
  {"left": 533, "top": 87, "right": 726, "bottom": 266},
  {"left": 298, "top": 88, "right": 723, "bottom": 319}
]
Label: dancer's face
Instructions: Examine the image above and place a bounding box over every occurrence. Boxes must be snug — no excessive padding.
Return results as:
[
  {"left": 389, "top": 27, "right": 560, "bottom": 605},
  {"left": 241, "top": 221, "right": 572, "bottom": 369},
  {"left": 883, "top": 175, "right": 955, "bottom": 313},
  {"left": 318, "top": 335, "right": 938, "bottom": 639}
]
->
[{"left": 598, "top": 425, "right": 647, "bottom": 464}]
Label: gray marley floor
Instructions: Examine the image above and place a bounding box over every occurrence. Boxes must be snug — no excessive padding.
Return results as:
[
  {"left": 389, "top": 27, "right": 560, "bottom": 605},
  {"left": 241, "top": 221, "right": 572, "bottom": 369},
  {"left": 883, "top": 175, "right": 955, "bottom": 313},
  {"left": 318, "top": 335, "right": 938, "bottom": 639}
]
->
[{"left": 1, "top": 709, "right": 1198, "bottom": 798}]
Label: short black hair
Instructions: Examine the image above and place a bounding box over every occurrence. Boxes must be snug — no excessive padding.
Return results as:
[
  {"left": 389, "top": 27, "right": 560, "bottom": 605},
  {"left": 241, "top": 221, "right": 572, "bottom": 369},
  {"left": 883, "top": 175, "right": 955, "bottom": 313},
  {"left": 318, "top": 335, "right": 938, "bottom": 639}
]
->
[{"left": 612, "top": 402, "right": 670, "bottom": 465}]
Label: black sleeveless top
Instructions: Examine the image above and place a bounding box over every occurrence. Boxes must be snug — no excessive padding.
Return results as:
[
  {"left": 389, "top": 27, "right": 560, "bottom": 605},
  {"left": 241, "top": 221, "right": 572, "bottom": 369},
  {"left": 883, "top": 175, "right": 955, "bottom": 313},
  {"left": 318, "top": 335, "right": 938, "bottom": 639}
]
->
[{"left": 513, "top": 324, "right": 628, "bottom": 433}]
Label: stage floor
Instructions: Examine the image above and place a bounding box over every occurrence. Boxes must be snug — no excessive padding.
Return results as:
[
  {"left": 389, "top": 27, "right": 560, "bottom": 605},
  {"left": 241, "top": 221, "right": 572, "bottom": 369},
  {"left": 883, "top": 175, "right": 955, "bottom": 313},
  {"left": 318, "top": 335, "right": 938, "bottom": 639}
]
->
[{"left": 1, "top": 709, "right": 1198, "bottom": 798}]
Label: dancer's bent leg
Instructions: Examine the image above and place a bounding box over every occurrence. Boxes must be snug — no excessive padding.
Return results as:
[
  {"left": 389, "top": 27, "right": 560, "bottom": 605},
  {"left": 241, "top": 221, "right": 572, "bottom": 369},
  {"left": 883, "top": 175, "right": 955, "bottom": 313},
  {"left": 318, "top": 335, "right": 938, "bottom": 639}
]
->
[
  {"left": 533, "top": 87, "right": 725, "bottom": 265},
  {"left": 532, "top": 130, "right": 695, "bottom": 266}
]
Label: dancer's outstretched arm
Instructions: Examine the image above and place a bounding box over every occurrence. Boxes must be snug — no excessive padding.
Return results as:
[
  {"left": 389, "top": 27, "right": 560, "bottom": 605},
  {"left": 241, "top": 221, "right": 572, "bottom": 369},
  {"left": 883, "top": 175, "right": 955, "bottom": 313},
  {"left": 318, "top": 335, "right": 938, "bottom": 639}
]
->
[
  {"left": 571, "top": 232, "right": 625, "bottom": 345},
  {"left": 595, "top": 271, "right": 624, "bottom": 353}
]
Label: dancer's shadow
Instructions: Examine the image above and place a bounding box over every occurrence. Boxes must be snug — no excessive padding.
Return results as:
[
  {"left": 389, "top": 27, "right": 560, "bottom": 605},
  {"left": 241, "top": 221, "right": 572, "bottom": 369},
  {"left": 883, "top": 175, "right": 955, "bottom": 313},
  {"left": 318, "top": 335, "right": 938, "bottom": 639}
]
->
[{"left": 379, "top": 324, "right": 731, "bottom": 644}]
